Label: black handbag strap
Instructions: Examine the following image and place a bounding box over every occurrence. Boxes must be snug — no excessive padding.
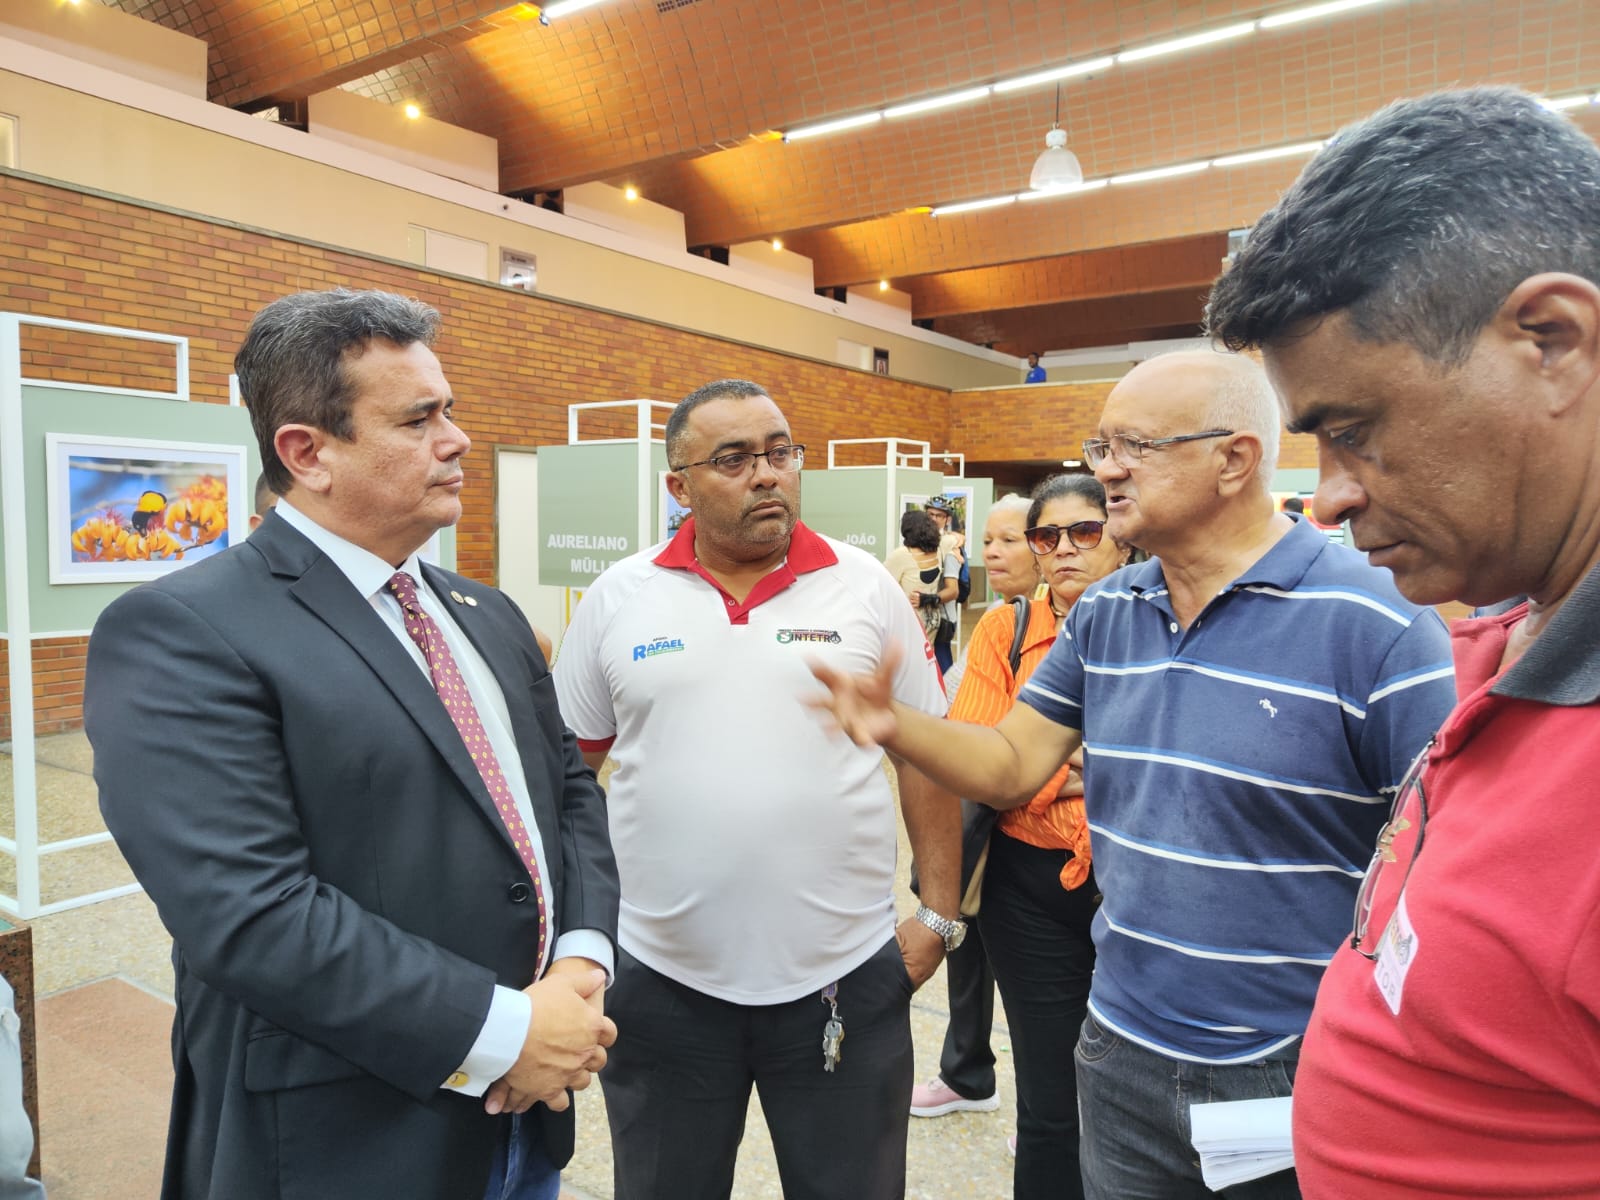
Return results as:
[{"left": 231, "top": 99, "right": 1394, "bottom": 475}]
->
[{"left": 1007, "top": 595, "right": 1031, "bottom": 675}]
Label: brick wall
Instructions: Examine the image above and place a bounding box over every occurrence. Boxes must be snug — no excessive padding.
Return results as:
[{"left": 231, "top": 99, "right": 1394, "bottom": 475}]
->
[
  {"left": 951, "top": 382, "right": 1318, "bottom": 469},
  {"left": 0, "top": 172, "right": 1320, "bottom": 739},
  {"left": 0, "top": 173, "right": 956, "bottom": 585},
  {"left": 0, "top": 171, "right": 965, "bottom": 734},
  {"left": 0, "top": 637, "right": 91, "bottom": 742}
]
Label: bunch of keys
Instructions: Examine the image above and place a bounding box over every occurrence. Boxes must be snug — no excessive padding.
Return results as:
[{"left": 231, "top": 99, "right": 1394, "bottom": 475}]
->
[{"left": 821, "top": 982, "right": 845, "bottom": 1073}]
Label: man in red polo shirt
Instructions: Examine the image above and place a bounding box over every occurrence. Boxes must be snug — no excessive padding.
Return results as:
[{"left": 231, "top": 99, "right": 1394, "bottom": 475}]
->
[{"left": 1207, "top": 87, "right": 1600, "bottom": 1197}]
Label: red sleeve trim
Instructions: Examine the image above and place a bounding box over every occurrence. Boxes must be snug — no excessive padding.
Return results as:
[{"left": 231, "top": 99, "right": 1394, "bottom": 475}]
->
[{"left": 577, "top": 736, "right": 616, "bottom": 754}]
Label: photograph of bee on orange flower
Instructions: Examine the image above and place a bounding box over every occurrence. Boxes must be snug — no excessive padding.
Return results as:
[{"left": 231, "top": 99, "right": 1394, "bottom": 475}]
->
[{"left": 48, "top": 436, "right": 243, "bottom": 576}]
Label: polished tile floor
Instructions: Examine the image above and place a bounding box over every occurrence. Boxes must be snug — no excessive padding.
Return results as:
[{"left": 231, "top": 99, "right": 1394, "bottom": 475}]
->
[{"left": 11, "top": 732, "right": 1022, "bottom": 1199}]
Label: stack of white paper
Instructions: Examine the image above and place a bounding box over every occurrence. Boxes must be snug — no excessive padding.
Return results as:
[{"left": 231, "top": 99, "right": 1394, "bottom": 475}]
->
[{"left": 1189, "top": 1095, "right": 1295, "bottom": 1190}]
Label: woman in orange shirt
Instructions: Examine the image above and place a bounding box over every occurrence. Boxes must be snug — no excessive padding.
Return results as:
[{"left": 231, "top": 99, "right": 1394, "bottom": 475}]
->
[{"left": 948, "top": 473, "right": 1130, "bottom": 1200}]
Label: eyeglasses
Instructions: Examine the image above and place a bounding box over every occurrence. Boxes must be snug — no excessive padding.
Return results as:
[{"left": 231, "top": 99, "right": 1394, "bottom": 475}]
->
[
  {"left": 1024, "top": 520, "right": 1105, "bottom": 555},
  {"left": 672, "top": 443, "right": 806, "bottom": 478},
  {"left": 1081, "top": 429, "right": 1234, "bottom": 470},
  {"left": 1350, "top": 738, "right": 1434, "bottom": 960}
]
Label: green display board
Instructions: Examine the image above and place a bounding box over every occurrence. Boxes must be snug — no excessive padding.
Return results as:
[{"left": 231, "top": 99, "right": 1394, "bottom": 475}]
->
[
  {"left": 535, "top": 441, "right": 667, "bottom": 587},
  {"left": 1, "top": 387, "right": 261, "bottom": 634},
  {"left": 801, "top": 467, "right": 946, "bottom": 561}
]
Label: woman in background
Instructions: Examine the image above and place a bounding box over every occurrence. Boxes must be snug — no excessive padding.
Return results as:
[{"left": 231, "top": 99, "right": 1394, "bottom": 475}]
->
[
  {"left": 948, "top": 474, "right": 1131, "bottom": 1199},
  {"left": 911, "top": 494, "right": 1039, "bottom": 1124},
  {"left": 883, "top": 509, "right": 960, "bottom": 672}
]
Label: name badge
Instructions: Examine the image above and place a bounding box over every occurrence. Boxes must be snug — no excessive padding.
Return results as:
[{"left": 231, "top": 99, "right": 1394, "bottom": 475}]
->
[{"left": 1373, "top": 891, "right": 1419, "bottom": 1016}]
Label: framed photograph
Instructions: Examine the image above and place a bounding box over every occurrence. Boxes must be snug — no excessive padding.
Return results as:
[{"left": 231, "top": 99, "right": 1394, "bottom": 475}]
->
[
  {"left": 901, "top": 486, "right": 974, "bottom": 535},
  {"left": 46, "top": 434, "right": 248, "bottom": 584}
]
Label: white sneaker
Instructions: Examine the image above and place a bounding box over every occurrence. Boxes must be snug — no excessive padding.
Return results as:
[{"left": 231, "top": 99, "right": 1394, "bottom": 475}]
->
[{"left": 909, "top": 1076, "right": 1001, "bottom": 1118}]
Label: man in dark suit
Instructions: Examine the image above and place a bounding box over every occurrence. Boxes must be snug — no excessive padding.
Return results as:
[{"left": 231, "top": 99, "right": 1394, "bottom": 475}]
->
[{"left": 85, "top": 289, "right": 619, "bottom": 1200}]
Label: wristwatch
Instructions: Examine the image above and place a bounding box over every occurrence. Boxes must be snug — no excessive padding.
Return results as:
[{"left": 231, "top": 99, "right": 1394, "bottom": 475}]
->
[{"left": 913, "top": 904, "right": 967, "bottom": 952}]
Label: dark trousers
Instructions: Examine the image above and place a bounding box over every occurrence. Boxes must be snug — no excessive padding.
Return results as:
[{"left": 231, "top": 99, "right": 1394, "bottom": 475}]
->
[
  {"left": 935, "top": 921, "right": 997, "bottom": 1098},
  {"left": 603, "top": 937, "right": 915, "bottom": 1200},
  {"left": 1076, "top": 1012, "right": 1301, "bottom": 1200},
  {"left": 978, "top": 831, "right": 1099, "bottom": 1200}
]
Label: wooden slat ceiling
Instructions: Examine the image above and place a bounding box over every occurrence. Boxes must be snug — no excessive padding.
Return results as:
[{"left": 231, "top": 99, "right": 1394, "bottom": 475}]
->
[{"left": 107, "top": 0, "right": 1600, "bottom": 357}]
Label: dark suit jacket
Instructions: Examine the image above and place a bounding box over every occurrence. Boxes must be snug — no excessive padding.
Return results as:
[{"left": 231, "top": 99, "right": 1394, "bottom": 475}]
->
[{"left": 84, "top": 512, "right": 619, "bottom": 1200}]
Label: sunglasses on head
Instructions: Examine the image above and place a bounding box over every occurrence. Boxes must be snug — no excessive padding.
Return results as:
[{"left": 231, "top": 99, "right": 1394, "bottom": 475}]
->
[{"left": 1024, "top": 521, "right": 1105, "bottom": 555}]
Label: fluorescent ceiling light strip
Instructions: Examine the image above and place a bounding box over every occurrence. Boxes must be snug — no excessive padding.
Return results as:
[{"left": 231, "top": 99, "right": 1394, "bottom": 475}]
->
[
  {"left": 540, "top": 0, "right": 609, "bottom": 17},
  {"left": 1542, "top": 93, "right": 1596, "bottom": 111},
  {"left": 784, "top": 112, "right": 883, "bottom": 141},
  {"left": 918, "top": 131, "right": 1374, "bottom": 214},
  {"left": 932, "top": 195, "right": 1017, "bottom": 217},
  {"left": 884, "top": 86, "right": 993, "bottom": 119},
  {"left": 1260, "top": 0, "right": 1389, "bottom": 29},
  {"left": 786, "top": 0, "right": 1414, "bottom": 144},
  {"left": 1109, "top": 161, "right": 1210, "bottom": 185},
  {"left": 993, "top": 56, "right": 1116, "bottom": 94},
  {"left": 1212, "top": 140, "right": 1325, "bottom": 166},
  {"left": 1117, "top": 22, "right": 1257, "bottom": 64},
  {"left": 1017, "top": 179, "right": 1109, "bottom": 199}
]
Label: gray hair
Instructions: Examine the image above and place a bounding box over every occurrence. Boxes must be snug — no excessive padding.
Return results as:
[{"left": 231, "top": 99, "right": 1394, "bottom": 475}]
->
[
  {"left": 1200, "top": 353, "right": 1280, "bottom": 483},
  {"left": 989, "top": 494, "right": 1032, "bottom": 519},
  {"left": 1207, "top": 87, "right": 1600, "bottom": 364},
  {"left": 235, "top": 289, "right": 440, "bottom": 494}
]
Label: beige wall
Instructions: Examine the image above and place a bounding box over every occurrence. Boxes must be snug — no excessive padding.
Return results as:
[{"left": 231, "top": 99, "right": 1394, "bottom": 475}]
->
[
  {"left": 0, "top": 4, "right": 205, "bottom": 100},
  {"left": 0, "top": 62, "right": 1015, "bottom": 391},
  {"left": 564, "top": 181, "right": 687, "bottom": 252},
  {"left": 308, "top": 88, "right": 499, "bottom": 192},
  {"left": 728, "top": 240, "right": 816, "bottom": 294}
]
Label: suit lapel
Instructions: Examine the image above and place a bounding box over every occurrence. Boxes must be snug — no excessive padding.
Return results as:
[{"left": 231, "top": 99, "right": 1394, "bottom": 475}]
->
[{"left": 277, "top": 540, "right": 508, "bottom": 845}]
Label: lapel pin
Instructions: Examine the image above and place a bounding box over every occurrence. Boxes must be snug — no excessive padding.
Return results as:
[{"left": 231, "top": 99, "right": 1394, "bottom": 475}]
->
[
  {"left": 464, "top": 595, "right": 478, "bottom": 607},
  {"left": 449, "top": 589, "right": 465, "bottom": 604}
]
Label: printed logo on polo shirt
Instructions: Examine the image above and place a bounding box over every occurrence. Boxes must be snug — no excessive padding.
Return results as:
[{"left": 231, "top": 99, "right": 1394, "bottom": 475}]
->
[
  {"left": 775, "top": 628, "right": 843, "bottom": 645},
  {"left": 632, "top": 636, "right": 686, "bottom": 661}
]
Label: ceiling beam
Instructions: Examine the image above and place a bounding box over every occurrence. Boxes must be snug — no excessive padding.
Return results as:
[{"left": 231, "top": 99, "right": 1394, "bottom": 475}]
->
[
  {"left": 929, "top": 288, "right": 1208, "bottom": 356},
  {"left": 898, "top": 236, "right": 1227, "bottom": 319}
]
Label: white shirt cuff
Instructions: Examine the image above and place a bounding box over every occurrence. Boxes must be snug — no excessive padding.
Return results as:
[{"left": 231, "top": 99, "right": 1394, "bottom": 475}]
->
[
  {"left": 442, "top": 985, "right": 530, "bottom": 1097},
  {"left": 551, "top": 929, "right": 615, "bottom": 984}
]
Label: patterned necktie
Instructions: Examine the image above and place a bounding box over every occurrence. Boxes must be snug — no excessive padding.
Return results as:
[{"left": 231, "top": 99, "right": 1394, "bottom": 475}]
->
[{"left": 387, "top": 570, "right": 547, "bottom": 969}]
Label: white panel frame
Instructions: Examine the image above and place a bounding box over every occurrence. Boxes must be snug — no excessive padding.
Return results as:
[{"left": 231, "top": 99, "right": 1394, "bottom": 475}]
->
[{"left": 0, "top": 312, "right": 189, "bottom": 918}]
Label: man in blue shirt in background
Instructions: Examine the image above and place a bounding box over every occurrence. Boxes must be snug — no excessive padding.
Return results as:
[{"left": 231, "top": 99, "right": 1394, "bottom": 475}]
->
[{"left": 1024, "top": 353, "right": 1047, "bottom": 383}]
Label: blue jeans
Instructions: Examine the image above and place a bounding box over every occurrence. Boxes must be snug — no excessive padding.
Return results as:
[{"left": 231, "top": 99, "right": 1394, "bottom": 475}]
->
[
  {"left": 483, "top": 1113, "right": 561, "bottom": 1200},
  {"left": 1075, "top": 1010, "right": 1301, "bottom": 1200}
]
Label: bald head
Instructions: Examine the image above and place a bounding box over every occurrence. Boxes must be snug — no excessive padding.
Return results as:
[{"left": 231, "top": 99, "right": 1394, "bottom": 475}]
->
[{"left": 1121, "top": 351, "right": 1281, "bottom": 484}]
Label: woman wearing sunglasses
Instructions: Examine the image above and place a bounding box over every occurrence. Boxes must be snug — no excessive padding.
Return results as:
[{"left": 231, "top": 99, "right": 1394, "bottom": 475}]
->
[{"left": 947, "top": 473, "right": 1131, "bottom": 1199}]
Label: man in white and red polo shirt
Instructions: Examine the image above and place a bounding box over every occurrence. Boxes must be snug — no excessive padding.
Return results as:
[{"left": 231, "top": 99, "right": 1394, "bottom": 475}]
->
[{"left": 554, "top": 379, "right": 960, "bottom": 1200}]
